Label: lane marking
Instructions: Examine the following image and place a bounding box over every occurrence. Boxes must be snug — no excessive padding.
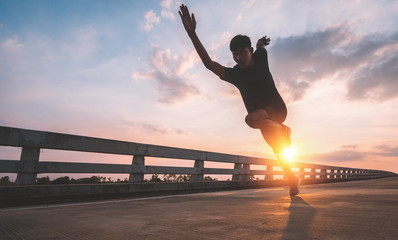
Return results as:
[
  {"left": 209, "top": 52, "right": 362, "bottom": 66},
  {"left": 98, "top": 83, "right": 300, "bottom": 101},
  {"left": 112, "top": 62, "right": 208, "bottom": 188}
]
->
[{"left": 0, "top": 190, "right": 247, "bottom": 212}]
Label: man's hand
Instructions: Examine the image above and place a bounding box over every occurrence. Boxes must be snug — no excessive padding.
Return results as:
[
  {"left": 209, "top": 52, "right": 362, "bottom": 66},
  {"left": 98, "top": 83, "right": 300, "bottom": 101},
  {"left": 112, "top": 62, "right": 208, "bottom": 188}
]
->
[
  {"left": 179, "top": 4, "right": 196, "bottom": 35},
  {"left": 256, "top": 36, "right": 271, "bottom": 48}
]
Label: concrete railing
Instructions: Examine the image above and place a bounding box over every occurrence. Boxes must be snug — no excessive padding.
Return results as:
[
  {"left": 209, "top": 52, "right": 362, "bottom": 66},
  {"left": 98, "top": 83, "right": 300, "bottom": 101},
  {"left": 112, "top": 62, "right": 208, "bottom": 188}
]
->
[
  {"left": 0, "top": 126, "right": 396, "bottom": 206},
  {"left": 1, "top": 126, "right": 395, "bottom": 184}
]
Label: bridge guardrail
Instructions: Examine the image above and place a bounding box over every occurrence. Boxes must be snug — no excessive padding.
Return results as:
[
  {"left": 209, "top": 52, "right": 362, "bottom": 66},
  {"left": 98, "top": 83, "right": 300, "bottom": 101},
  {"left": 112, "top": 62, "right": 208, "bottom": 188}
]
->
[
  {"left": 0, "top": 126, "right": 396, "bottom": 206},
  {"left": 1, "top": 126, "right": 395, "bottom": 184}
]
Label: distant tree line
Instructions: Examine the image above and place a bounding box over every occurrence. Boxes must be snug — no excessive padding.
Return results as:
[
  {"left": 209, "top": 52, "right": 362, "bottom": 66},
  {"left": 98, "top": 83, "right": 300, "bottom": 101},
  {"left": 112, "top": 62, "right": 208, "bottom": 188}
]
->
[
  {"left": 0, "top": 176, "right": 13, "bottom": 186},
  {"left": 148, "top": 174, "right": 217, "bottom": 182},
  {"left": 0, "top": 174, "right": 217, "bottom": 186}
]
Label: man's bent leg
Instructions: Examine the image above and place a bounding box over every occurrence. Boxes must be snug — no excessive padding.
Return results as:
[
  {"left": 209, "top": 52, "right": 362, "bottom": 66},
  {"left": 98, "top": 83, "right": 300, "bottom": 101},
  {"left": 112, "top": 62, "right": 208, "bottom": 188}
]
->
[
  {"left": 245, "top": 109, "right": 282, "bottom": 129},
  {"left": 261, "top": 127, "right": 294, "bottom": 180},
  {"left": 246, "top": 109, "right": 267, "bottom": 129},
  {"left": 262, "top": 129, "right": 300, "bottom": 196},
  {"left": 247, "top": 109, "right": 299, "bottom": 195},
  {"left": 246, "top": 109, "right": 297, "bottom": 181}
]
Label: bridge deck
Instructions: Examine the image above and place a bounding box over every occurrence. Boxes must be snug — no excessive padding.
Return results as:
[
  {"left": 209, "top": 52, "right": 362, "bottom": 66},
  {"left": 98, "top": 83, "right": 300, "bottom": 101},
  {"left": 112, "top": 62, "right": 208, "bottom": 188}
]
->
[{"left": 1, "top": 177, "right": 397, "bottom": 240}]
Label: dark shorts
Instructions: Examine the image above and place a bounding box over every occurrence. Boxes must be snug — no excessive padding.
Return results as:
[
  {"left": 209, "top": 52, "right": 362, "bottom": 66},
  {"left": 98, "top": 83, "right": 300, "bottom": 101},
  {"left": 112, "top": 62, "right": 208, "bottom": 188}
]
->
[{"left": 263, "top": 103, "right": 287, "bottom": 124}]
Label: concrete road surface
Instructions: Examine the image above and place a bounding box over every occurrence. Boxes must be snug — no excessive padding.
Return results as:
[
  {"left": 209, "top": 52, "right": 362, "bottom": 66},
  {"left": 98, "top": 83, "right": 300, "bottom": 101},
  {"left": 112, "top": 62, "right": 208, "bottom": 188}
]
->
[{"left": 1, "top": 177, "right": 397, "bottom": 240}]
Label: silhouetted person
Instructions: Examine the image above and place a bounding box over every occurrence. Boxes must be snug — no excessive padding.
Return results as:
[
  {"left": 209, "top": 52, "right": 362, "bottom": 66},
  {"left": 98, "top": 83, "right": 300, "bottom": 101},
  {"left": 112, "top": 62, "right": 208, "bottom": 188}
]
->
[{"left": 179, "top": 4, "right": 300, "bottom": 196}]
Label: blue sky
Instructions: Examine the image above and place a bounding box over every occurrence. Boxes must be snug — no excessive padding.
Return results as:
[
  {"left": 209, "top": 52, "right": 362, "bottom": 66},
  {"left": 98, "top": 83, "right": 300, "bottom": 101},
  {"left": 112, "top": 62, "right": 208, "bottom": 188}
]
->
[{"left": 1, "top": 0, "right": 398, "bottom": 179}]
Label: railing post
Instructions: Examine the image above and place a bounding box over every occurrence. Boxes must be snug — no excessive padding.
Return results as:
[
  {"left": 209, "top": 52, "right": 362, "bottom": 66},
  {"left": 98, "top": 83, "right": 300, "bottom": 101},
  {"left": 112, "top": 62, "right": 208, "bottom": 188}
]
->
[
  {"left": 232, "top": 163, "right": 241, "bottom": 180},
  {"left": 130, "top": 155, "right": 145, "bottom": 182},
  {"left": 15, "top": 147, "right": 40, "bottom": 185},
  {"left": 352, "top": 170, "right": 357, "bottom": 178},
  {"left": 310, "top": 168, "right": 316, "bottom": 180},
  {"left": 242, "top": 163, "right": 250, "bottom": 180},
  {"left": 265, "top": 164, "right": 273, "bottom": 181},
  {"left": 232, "top": 163, "right": 250, "bottom": 180},
  {"left": 320, "top": 169, "right": 327, "bottom": 179},
  {"left": 191, "top": 160, "right": 204, "bottom": 181},
  {"left": 299, "top": 167, "right": 305, "bottom": 180}
]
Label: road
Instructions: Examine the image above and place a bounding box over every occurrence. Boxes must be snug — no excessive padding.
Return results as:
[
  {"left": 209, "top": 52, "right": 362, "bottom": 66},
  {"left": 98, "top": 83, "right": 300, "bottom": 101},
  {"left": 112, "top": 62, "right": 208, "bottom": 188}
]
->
[{"left": 1, "top": 176, "right": 397, "bottom": 239}]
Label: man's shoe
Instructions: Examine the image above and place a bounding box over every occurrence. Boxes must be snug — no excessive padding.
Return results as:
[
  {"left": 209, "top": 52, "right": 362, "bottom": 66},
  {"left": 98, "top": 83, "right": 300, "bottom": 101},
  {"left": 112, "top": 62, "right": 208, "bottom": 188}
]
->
[{"left": 289, "top": 177, "right": 301, "bottom": 196}]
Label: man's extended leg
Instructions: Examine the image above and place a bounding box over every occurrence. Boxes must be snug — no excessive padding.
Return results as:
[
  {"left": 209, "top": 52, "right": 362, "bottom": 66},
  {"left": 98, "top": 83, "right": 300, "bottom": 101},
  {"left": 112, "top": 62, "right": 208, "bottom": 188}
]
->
[
  {"left": 261, "top": 127, "right": 300, "bottom": 196},
  {"left": 246, "top": 109, "right": 300, "bottom": 195}
]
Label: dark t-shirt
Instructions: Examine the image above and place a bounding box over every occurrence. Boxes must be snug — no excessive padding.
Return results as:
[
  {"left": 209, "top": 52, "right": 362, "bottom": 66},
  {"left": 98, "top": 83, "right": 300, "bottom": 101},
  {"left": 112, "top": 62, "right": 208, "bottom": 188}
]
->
[{"left": 220, "top": 47, "right": 286, "bottom": 123}]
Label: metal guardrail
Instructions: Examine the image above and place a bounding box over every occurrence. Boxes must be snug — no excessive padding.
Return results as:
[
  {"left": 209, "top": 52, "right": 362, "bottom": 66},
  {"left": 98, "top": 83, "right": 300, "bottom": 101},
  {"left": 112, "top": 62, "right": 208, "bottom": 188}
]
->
[{"left": 0, "top": 126, "right": 395, "bottom": 185}]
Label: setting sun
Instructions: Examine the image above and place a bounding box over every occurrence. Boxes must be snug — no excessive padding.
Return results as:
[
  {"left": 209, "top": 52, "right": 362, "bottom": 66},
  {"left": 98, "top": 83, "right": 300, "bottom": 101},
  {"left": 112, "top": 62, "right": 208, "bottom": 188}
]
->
[{"left": 283, "top": 146, "right": 296, "bottom": 162}]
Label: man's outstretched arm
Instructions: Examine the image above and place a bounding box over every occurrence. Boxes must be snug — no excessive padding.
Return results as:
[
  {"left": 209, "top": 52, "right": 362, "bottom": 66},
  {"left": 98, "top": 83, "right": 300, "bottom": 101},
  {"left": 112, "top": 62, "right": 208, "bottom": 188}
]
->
[{"left": 179, "top": 4, "right": 225, "bottom": 79}]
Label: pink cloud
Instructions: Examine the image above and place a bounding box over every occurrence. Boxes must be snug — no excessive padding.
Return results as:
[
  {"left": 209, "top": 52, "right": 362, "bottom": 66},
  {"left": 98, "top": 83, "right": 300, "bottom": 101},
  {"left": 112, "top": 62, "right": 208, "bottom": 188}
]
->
[
  {"left": 131, "top": 45, "right": 201, "bottom": 104},
  {"left": 138, "top": 10, "right": 160, "bottom": 32}
]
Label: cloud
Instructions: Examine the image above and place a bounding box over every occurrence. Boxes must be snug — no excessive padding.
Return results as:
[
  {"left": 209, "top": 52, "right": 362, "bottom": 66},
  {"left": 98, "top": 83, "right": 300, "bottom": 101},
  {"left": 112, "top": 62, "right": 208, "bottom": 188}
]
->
[
  {"left": 341, "top": 144, "right": 357, "bottom": 149},
  {"left": 241, "top": 0, "right": 256, "bottom": 8},
  {"left": 76, "top": 24, "right": 97, "bottom": 42},
  {"left": 51, "top": 25, "right": 99, "bottom": 60},
  {"left": 2, "top": 37, "right": 24, "bottom": 52},
  {"left": 347, "top": 52, "right": 398, "bottom": 101},
  {"left": 236, "top": 0, "right": 255, "bottom": 22},
  {"left": 131, "top": 70, "right": 155, "bottom": 82},
  {"left": 161, "top": 0, "right": 174, "bottom": 9},
  {"left": 298, "top": 149, "right": 367, "bottom": 164},
  {"left": 161, "top": 10, "right": 176, "bottom": 20},
  {"left": 149, "top": 124, "right": 189, "bottom": 135},
  {"left": 139, "top": 1, "right": 176, "bottom": 31},
  {"left": 236, "top": 13, "right": 242, "bottom": 22},
  {"left": 209, "top": 32, "right": 232, "bottom": 51},
  {"left": 160, "top": 0, "right": 176, "bottom": 20},
  {"left": 298, "top": 142, "right": 398, "bottom": 165},
  {"left": 0, "top": 25, "right": 101, "bottom": 76},
  {"left": 122, "top": 119, "right": 189, "bottom": 136},
  {"left": 68, "top": 25, "right": 98, "bottom": 59},
  {"left": 131, "top": 45, "right": 201, "bottom": 104},
  {"left": 0, "top": 36, "right": 29, "bottom": 72},
  {"left": 373, "top": 144, "right": 398, "bottom": 157},
  {"left": 138, "top": 10, "right": 160, "bottom": 32},
  {"left": 140, "top": 122, "right": 177, "bottom": 135},
  {"left": 270, "top": 26, "right": 398, "bottom": 102},
  {"left": 222, "top": 85, "right": 241, "bottom": 98}
]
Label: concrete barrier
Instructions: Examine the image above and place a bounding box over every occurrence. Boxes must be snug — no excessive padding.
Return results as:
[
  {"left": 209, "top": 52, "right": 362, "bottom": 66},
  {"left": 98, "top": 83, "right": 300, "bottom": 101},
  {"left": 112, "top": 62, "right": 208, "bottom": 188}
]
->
[{"left": 0, "top": 126, "right": 396, "bottom": 206}]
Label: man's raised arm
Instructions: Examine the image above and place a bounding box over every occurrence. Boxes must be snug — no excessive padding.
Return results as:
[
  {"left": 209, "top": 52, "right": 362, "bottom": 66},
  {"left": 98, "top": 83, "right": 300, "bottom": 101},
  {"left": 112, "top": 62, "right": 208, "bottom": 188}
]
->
[
  {"left": 256, "top": 36, "right": 271, "bottom": 49},
  {"left": 179, "top": 4, "right": 225, "bottom": 79}
]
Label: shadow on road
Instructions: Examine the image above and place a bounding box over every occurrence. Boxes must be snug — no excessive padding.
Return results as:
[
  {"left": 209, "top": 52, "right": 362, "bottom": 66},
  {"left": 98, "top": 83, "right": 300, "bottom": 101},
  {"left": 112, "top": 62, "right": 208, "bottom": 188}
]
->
[{"left": 282, "top": 196, "right": 317, "bottom": 239}]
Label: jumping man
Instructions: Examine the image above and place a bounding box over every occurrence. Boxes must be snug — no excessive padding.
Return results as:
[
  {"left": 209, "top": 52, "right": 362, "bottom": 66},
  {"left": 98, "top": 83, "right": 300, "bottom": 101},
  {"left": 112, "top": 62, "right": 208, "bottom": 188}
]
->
[{"left": 178, "top": 4, "right": 300, "bottom": 196}]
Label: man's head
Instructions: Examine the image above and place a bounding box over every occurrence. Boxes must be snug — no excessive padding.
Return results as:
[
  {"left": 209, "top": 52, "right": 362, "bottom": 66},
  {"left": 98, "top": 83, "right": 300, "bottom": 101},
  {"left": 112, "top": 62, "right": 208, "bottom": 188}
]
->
[{"left": 230, "top": 34, "right": 254, "bottom": 69}]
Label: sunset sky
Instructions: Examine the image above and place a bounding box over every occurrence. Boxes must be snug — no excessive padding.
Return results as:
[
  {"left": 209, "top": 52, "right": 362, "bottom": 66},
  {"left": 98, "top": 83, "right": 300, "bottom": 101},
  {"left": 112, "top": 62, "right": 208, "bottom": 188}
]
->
[{"left": 1, "top": 0, "right": 397, "bottom": 179}]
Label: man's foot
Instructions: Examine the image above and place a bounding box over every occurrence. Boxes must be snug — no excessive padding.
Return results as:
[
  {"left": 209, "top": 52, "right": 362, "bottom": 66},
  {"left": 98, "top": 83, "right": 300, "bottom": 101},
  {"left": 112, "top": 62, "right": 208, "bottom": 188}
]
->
[{"left": 289, "top": 177, "right": 301, "bottom": 196}]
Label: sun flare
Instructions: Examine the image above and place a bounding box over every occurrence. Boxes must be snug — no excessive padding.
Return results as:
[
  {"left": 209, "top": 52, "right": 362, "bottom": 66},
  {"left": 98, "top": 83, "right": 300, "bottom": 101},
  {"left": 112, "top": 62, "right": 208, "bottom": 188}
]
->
[{"left": 283, "top": 146, "right": 296, "bottom": 162}]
